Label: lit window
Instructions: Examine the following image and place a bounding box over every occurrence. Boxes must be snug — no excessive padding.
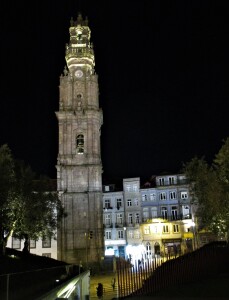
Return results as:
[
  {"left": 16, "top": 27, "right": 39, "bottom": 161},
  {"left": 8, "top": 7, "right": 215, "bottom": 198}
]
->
[
  {"left": 146, "top": 242, "right": 152, "bottom": 258},
  {"left": 142, "top": 194, "right": 147, "bottom": 201},
  {"left": 173, "top": 224, "right": 179, "bottom": 233},
  {"left": 181, "top": 191, "right": 188, "bottom": 199},
  {"left": 116, "top": 198, "right": 122, "bottom": 209},
  {"left": 128, "top": 213, "right": 133, "bottom": 224},
  {"left": 159, "top": 178, "right": 165, "bottom": 186},
  {"left": 127, "top": 199, "right": 132, "bottom": 207},
  {"left": 160, "top": 192, "right": 166, "bottom": 200},
  {"left": 116, "top": 213, "right": 123, "bottom": 224},
  {"left": 104, "top": 199, "right": 111, "bottom": 209},
  {"left": 105, "top": 214, "right": 111, "bottom": 225},
  {"left": 12, "top": 237, "right": 21, "bottom": 249},
  {"left": 143, "top": 207, "right": 149, "bottom": 221},
  {"left": 42, "top": 237, "right": 51, "bottom": 248},
  {"left": 30, "top": 240, "right": 36, "bottom": 249},
  {"left": 126, "top": 185, "right": 131, "bottom": 192},
  {"left": 151, "top": 207, "right": 157, "bottom": 218},
  {"left": 150, "top": 193, "right": 156, "bottom": 201},
  {"left": 171, "top": 206, "right": 178, "bottom": 220},
  {"left": 144, "top": 226, "right": 150, "bottom": 234},
  {"left": 134, "top": 231, "right": 140, "bottom": 239},
  {"left": 133, "top": 184, "right": 138, "bottom": 191},
  {"left": 105, "top": 231, "right": 111, "bottom": 239},
  {"left": 76, "top": 134, "right": 84, "bottom": 154},
  {"left": 163, "top": 225, "right": 169, "bottom": 233},
  {"left": 129, "top": 231, "right": 134, "bottom": 238},
  {"left": 182, "top": 205, "right": 190, "bottom": 219},
  {"left": 152, "top": 225, "right": 158, "bottom": 233},
  {"left": 169, "top": 177, "right": 175, "bottom": 185},
  {"left": 118, "top": 230, "right": 124, "bottom": 239},
  {"left": 170, "top": 191, "right": 176, "bottom": 199},
  {"left": 161, "top": 207, "right": 168, "bottom": 219},
  {"left": 135, "top": 213, "right": 140, "bottom": 223}
]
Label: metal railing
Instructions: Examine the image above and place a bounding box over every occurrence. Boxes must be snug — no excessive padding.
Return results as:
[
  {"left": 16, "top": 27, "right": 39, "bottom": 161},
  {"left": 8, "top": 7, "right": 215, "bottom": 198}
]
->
[
  {"left": 116, "top": 242, "right": 229, "bottom": 298},
  {"left": 0, "top": 265, "right": 89, "bottom": 300}
]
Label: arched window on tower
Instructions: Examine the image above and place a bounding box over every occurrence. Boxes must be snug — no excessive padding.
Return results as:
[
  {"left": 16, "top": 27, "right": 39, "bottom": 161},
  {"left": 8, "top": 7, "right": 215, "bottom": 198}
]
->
[{"left": 76, "top": 134, "right": 84, "bottom": 154}]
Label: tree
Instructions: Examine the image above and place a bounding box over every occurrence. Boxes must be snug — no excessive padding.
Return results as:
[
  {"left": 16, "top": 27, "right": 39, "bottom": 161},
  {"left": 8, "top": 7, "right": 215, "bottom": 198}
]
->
[
  {"left": 0, "top": 145, "right": 17, "bottom": 255},
  {"left": 0, "top": 144, "right": 64, "bottom": 255},
  {"left": 182, "top": 138, "right": 229, "bottom": 241}
]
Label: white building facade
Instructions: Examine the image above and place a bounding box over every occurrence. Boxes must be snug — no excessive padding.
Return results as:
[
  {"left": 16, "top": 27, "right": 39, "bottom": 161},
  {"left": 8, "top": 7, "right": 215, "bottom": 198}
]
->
[{"left": 103, "top": 174, "right": 195, "bottom": 263}]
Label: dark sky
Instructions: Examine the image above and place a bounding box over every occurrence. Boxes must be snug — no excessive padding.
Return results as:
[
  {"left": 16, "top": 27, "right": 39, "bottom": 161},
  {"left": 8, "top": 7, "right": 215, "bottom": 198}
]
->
[{"left": 1, "top": 1, "right": 229, "bottom": 184}]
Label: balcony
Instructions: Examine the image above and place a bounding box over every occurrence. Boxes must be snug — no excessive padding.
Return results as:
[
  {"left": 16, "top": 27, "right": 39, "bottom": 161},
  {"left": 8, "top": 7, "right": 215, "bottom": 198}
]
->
[
  {"left": 103, "top": 205, "right": 113, "bottom": 210},
  {"left": 157, "top": 214, "right": 192, "bottom": 221},
  {"left": 103, "top": 223, "right": 112, "bottom": 228},
  {"left": 115, "top": 223, "right": 123, "bottom": 228}
]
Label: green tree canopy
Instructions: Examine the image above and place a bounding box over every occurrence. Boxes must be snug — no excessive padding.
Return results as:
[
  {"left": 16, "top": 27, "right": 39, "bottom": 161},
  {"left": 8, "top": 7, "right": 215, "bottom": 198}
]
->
[
  {"left": 0, "top": 144, "right": 64, "bottom": 255},
  {"left": 182, "top": 138, "right": 229, "bottom": 240}
]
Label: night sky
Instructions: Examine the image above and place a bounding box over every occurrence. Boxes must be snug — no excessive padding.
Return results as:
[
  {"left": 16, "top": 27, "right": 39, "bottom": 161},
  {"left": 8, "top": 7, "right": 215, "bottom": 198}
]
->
[{"left": 1, "top": 1, "right": 229, "bottom": 184}]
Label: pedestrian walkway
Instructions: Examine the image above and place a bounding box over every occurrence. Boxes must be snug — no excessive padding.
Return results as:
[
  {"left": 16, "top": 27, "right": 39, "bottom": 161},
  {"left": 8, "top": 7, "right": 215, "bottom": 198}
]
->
[{"left": 90, "top": 272, "right": 118, "bottom": 300}]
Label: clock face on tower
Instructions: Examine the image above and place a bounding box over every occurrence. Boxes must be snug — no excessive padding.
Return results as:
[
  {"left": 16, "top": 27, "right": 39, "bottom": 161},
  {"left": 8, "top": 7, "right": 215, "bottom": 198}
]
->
[{"left": 75, "top": 70, "right": 83, "bottom": 78}]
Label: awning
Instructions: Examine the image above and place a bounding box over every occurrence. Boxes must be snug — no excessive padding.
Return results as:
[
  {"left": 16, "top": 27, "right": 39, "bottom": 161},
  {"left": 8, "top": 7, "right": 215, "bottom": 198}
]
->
[{"left": 162, "top": 239, "right": 182, "bottom": 243}]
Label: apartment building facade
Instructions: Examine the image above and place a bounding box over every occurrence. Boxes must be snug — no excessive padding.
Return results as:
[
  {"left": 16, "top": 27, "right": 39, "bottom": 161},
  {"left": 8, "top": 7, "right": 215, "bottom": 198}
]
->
[{"left": 103, "top": 174, "right": 195, "bottom": 263}]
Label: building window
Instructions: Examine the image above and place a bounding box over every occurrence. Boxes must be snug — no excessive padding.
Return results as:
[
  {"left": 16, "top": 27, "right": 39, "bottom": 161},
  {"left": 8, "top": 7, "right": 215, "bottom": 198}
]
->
[
  {"left": 159, "top": 192, "right": 166, "bottom": 200},
  {"left": 42, "top": 237, "right": 51, "bottom": 248},
  {"left": 169, "top": 177, "right": 175, "bottom": 185},
  {"left": 144, "top": 226, "right": 150, "bottom": 234},
  {"left": 105, "top": 214, "right": 111, "bottom": 225},
  {"left": 104, "top": 199, "right": 111, "bottom": 209},
  {"left": 30, "top": 240, "right": 36, "bottom": 249},
  {"left": 135, "top": 213, "right": 140, "bottom": 223},
  {"left": 129, "top": 231, "right": 134, "bottom": 238},
  {"left": 146, "top": 242, "right": 152, "bottom": 258},
  {"left": 134, "top": 231, "right": 140, "bottom": 239},
  {"left": 105, "top": 186, "right": 110, "bottom": 192},
  {"left": 12, "top": 237, "right": 21, "bottom": 249},
  {"left": 171, "top": 206, "right": 178, "bottom": 220},
  {"left": 126, "top": 185, "right": 131, "bottom": 192},
  {"left": 118, "top": 230, "right": 124, "bottom": 239},
  {"left": 116, "top": 213, "right": 123, "bottom": 224},
  {"left": 134, "top": 198, "right": 139, "bottom": 206},
  {"left": 143, "top": 208, "right": 149, "bottom": 221},
  {"left": 76, "top": 134, "right": 84, "bottom": 154},
  {"left": 142, "top": 194, "right": 147, "bottom": 201},
  {"left": 181, "top": 191, "right": 188, "bottom": 199},
  {"left": 151, "top": 207, "right": 157, "bottom": 218},
  {"left": 133, "top": 184, "right": 138, "bottom": 191},
  {"left": 105, "top": 231, "right": 111, "bottom": 239},
  {"left": 163, "top": 225, "right": 169, "bottom": 233},
  {"left": 152, "top": 225, "right": 158, "bottom": 233},
  {"left": 173, "top": 224, "right": 179, "bottom": 233},
  {"left": 127, "top": 199, "right": 132, "bottom": 207},
  {"left": 116, "top": 198, "right": 122, "bottom": 209},
  {"left": 170, "top": 191, "right": 176, "bottom": 200},
  {"left": 150, "top": 193, "right": 156, "bottom": 201},
  {"left": 161, "top": 207, "right": 168, "bottom": 219},
  {"left": 42, "top": 253, "right": 51, "bottom": 258},
  {"left": 182, "top": 205, "right": 190, "bottom": 219},
  {"left": 159, "top": 178, "right": 165, "bottom": 186},
  {"left": 128, "top": 213, "right": 133, "bottom": 224}
]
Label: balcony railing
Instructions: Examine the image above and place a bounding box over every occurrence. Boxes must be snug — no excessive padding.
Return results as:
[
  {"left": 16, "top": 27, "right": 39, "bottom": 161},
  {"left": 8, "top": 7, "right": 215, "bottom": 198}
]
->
[{"left": 142, "top": 214, "right": 192, "bottom": 223}]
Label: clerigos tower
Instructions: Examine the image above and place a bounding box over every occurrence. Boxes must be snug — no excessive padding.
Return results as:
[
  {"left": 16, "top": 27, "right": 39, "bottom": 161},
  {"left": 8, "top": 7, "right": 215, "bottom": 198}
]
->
[{"left": 56, "top": 13, "right": 104, "bottom": 267}]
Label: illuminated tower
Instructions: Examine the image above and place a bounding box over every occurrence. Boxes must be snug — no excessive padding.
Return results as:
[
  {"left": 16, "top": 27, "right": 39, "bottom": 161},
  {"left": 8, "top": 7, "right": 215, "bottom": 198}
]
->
[{"left": 56, "top": 13, "right": 104, "bottom": 265}]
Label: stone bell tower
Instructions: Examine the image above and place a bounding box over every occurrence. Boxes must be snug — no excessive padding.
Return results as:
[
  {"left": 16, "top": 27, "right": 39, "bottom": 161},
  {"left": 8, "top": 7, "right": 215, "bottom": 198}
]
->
[{"left": 56, "top": 13, "right": 104, "bottom": 266}]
